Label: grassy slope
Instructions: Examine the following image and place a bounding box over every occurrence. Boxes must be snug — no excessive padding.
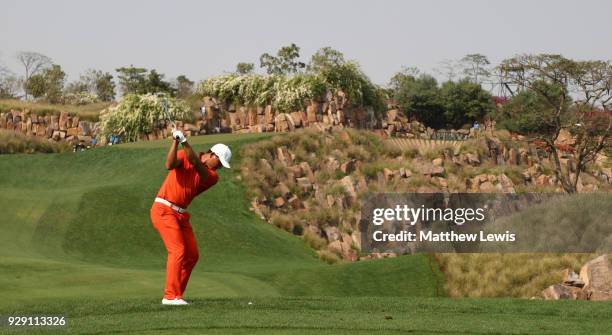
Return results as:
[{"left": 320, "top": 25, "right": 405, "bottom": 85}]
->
[
  {"left": 0, "top": 99, "right": 111, "bottom": 121},
  {"left": 0, "top": 133, "right": 609, "bottom": 334}
]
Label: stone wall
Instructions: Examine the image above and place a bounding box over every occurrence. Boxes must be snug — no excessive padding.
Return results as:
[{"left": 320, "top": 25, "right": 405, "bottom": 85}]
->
[
  {"left": 0, "top": 110, "right": 97, "bottom": 145},
  {"left": 198, "top": 94, "right": 380, "bottom": 135},
  {"left": 0, "top": 95, "right": 486, "bottom": 145}
]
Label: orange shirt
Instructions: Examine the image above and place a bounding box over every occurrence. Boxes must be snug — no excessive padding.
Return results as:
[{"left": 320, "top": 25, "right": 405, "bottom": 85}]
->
[{"left": 156, "top": 150, "right": 219, "bottom": 208}]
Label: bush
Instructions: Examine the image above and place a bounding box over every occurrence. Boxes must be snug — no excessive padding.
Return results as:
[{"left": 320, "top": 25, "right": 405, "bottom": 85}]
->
[
  {"left": 318, "top": 249, "right": 341, "bottom": 264},
  {"left": 303, "top": 230, "right": 327, "bottom": 250},
  {"left": 99, "top": 93, "right": 191, "bottom": 142},
  {"left": 62, "top": 92, "right": 100, "bottom": 105},
  {"left": 198, "top": 62, "right": 387, "bottom": 115}
]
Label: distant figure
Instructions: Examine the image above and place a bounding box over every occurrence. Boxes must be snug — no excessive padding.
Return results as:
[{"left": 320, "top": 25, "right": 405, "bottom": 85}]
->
[
  {"left": 472, "top": 121, "right": 481, "bottom": 139},
  {"left": 109, "top": 135, "right": 120, "bottom": 145},
  {"left": 91, "top": 137, "right": 97, "bottom": 148}
]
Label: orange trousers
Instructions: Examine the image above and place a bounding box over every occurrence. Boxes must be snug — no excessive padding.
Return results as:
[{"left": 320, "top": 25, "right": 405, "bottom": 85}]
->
[{"left": 150, "top": 202, "right": 199, "bottom": 300}]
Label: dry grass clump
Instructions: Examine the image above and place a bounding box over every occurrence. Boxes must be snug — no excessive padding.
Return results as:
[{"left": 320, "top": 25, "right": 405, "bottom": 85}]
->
[
  {"left": 436, "top": 253, "right": 595, "bottom": 298},
  {"left": 0, "top": 129, "right": 71, "bottom": 154},
  {"left": 318, "top": 250, "right": 341, "bottom": 264},
  {"left": 0, "top": 98, "right": 111, "bottom": 121}
]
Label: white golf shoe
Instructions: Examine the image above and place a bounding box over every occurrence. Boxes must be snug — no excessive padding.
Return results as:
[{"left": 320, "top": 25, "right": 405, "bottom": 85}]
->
[{"left": 161, "top": 298, "right": 189, "bottom": 305}]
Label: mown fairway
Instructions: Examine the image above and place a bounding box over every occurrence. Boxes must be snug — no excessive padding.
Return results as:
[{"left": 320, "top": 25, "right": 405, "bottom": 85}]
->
[{"left": 1, "top": 133, "right": 609, "bottom": 334}]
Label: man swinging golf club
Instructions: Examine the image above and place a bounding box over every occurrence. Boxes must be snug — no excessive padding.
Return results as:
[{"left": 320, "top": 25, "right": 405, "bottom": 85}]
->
[{"left": 150, "top": 127, "right": 231, "bottom": 306}]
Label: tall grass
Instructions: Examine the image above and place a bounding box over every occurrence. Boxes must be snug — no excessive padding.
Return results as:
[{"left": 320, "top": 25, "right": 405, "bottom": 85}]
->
[
  {"left": 0, "top": 99, "right": 112, "bottom": 122},
  {"left": 0, "top": 129, "right": 71, "bottom": 154},
  {"left": 437, "top": 253, "right": 594, "bottom": 298}
]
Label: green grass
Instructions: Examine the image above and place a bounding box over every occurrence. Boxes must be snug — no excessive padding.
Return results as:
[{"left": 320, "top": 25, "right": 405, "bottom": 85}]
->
[
  {"left": 3, "top": 297, "right": 612, "bottom": 334},
  {"left": 0, "top": 133, "right": 608, "bottom": 334}
]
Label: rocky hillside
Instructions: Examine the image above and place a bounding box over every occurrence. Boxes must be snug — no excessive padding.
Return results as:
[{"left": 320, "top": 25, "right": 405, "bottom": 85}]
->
[{"left": 241, "top": 127, "right": 611, "bottom": 263}]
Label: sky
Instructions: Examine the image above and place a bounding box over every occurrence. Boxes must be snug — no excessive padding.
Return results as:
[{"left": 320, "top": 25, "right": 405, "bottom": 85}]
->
[{"left": 1, "top": 0, "right": 611, "bottom": 87}]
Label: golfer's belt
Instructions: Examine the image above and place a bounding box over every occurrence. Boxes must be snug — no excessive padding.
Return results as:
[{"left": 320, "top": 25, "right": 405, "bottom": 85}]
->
[{"left": 154, "top": 197, "right": 187, "bottom": 213}]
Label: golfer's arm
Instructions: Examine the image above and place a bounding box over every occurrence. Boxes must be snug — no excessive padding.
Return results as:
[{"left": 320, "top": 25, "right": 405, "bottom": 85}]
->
[
  {"left": 165, "top": 140, "right": 181, "bottom": 170},
  {"left": 182, "top": 142, "right": 211, "bottom": 180}
]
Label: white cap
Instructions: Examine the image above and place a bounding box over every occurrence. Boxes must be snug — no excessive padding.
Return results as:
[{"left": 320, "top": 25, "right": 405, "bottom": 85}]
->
[{"left": 210, "top": 143, "right": 232, "bottom": 168}]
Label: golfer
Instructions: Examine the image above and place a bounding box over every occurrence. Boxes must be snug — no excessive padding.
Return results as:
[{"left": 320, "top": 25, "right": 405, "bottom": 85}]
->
[{"left": 150, "top": 129, "right": 231, "bottom": 306}]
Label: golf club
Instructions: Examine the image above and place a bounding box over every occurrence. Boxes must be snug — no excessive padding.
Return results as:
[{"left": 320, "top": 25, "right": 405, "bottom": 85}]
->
[{"left": 156, "top": 92, "right": 181, "bottom": 141}]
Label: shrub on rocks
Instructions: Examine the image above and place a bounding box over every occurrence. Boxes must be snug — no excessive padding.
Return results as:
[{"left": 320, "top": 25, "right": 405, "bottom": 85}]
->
[{"left": 99, "top": 93, "right": 191, "bottom": 142}]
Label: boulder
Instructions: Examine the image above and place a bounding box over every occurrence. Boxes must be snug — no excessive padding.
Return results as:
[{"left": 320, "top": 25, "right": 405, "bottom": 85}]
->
[
  {"left": 273, "top": 197, "right": 285, "bottom": 208},
  {"left": 465, "top": 153, "right": 480, "bottom": 166},
  {"left": 535, "top": 174, "right": 551, "bottom": 186},
  {"left": 498, "top": 174, "right": 516, "bottom": 193},
  {"left": 479, "top": 181, "right": 497, "bottom": 193},
  {"left": 340, "top": 159, "right": 360, "bottom": 174},
  {"left": 286, "top": 165, "right": 303, "bottom": 178},
  {"left": 423, "top": 165, "right": 445, "bottom": 177},
  {"left": 276, "top": 146, "right": 293, "bottom": 165},
  {"left": 36, "top": 124, "right": 47, "bottom": 137},
  {"left": 296, "top": 177, "right": 313, "bottom": 193},
  {"left": 274, "top": 113, "right": 295, "bottom": 132},
  {"left": 522, "top": 164, "right": 542, "bottom": 182},
  {"left": 328, "top": 240, "right": 358, "bottom": 261},
  {"left": 324, "top": 226, "right": 341, "bottom": 242},
  {"left": 339, "top": 176, "right": 358, "bottom": 205},
  {"left": 562, "top": 269, "right": 585, "bottom": 287},
  {"left": 555, "top": 128, "right": 576, "bottom": 146},
  {"left": 542, "top": 284, "right": 583, "bottom": 300},
  {"left": 299, "top": 162, "right": 315, "bottom": 183},
  {"left": 59, "top": 112, "right": 69, "bottom": 131},
  {"left": 287, "top": 195, "right": 303, "bottom": 209},
  {"left": 580, "top": 255, "right": 612, "bottom": 300}
]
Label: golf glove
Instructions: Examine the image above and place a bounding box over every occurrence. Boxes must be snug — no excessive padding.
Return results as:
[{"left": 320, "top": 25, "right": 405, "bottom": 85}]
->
[{"left": 172, "top": 130, "right": 187, "bottom": 144}]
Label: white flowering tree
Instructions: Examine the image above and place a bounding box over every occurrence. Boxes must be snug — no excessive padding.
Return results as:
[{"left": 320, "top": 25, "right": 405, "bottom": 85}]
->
[{"left": 100, "top": 93, "right": 191, "bottom": 142}]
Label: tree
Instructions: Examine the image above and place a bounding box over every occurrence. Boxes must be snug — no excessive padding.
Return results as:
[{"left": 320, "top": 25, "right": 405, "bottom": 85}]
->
[
  {"left": 146, "top": 69, "right": 175, "bottom": 96},
  {"left": 497, "top": 81, "right": 571, "bottom": 136},
  {"left": 0, "top": 62, "right": 20, "bottom": 98},
  {"left": 175, "top": 75, "right": 194, "bottom": 99},
  {"left": 43, "top": 65, "right": 66, "bottom": 103},
  {"left": 498, "top": 54, "right": 611, "bottom": 193},
  {"left": 259, "top": 43, "right": 306, "bottom": 75},
  {"left": 25, "top": 64, "right": 65, "bottom": 103},
  {"left": 0, "top": 62, "right": 10, "bottom": 78},
  {"left": 67, "top": 69, "right": 115, "bottom": 101},
  {"left": 116, "top": 66, "right": 175, "bottom": 96},
  {"left": 64, "top": 80, "right": 89, "bottom": 95},
  {"left": 389, "top": 67, "right": 420, "bottom": 91},
  {"left": 435, "top": 59, "right": 460, "bottom": 82},
  {"left": 460, "top": 54, "right": 491, "bottom": 84},
  {"left": 0, "top": 75, "right": 22, "bottom": 99},
  {"left": 16, "top": 51, "right": 52, "bottom": 99},
  {"left": 116, "top": 66, "right": 148, "bottom": 95},
  {"left": 235, "top": 62, "right": 254, "bottom": 75},
  {"left": 392, "top": 73, "right": 445, "bottom": 127},
  {"left": 440, "top": 79, "right": 494, "bottom": 128},
  {"left": 307, "top": 47, "right": 345, "bottom": 73},
  {"left": 95, "top": 72, "right": 116, "bottom": 101}
]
